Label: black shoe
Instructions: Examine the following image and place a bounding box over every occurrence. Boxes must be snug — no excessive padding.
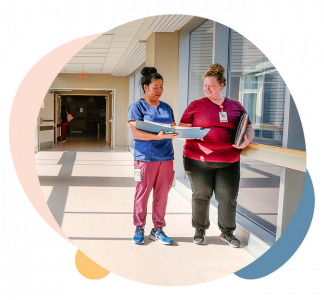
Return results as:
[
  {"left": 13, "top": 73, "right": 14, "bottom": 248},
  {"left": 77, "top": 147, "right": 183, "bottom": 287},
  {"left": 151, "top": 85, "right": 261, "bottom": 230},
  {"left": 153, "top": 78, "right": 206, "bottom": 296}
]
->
[
  {"left": 219, "top": 233, "right": 241, "bottom": 248},
  {"left": 193, "top": 229, "right": 205, "bottom": 245}
]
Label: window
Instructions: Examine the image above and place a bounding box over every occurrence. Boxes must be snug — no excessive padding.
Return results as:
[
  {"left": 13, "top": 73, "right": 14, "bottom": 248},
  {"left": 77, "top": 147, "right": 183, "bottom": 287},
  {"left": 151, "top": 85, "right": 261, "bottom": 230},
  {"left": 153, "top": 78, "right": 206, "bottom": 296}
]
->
[
  {"left": 188, "top": 20, "right": 214, "bottom": 104},
  {"left": 229, "top": 29, "right": 286, "bottom": 147},
  {"left": 227, "top": 29, "right": 294, "bottom": 236}
]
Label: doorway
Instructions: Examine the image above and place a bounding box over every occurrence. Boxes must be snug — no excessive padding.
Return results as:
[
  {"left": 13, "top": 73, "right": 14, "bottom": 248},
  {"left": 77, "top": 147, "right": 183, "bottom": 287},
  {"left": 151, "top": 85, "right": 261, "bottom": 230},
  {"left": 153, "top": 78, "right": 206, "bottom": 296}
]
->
[
  {"left": 60, "top": 95, "right": 106, "bottom": 136},
  {"left": 54, "top": 90, "right": 114, "bottom": 148}
]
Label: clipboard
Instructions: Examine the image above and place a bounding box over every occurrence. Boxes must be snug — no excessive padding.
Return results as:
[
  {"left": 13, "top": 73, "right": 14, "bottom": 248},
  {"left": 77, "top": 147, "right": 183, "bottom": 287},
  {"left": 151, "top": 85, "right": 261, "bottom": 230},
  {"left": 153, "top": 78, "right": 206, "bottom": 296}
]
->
[
  {"left": 234, "top": 114, "right": 249, "bottom": 147},
  {"left": 135, "top": 120, "right": 210, "bottom": 139}
]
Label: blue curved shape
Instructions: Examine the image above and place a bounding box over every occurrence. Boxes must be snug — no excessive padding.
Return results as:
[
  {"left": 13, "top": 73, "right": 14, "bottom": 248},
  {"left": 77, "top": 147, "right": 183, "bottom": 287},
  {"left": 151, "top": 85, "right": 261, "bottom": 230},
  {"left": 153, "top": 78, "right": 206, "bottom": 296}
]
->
[{"left": 235, "top": 170, "right": 314, "bottom": 280}]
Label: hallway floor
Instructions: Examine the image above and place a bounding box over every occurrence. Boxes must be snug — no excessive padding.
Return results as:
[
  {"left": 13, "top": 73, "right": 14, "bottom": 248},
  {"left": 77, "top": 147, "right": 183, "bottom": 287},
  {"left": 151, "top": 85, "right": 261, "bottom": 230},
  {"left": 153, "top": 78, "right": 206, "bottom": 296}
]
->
[{"left": 36, "top": 135, "right": 254, "bottom": 286}]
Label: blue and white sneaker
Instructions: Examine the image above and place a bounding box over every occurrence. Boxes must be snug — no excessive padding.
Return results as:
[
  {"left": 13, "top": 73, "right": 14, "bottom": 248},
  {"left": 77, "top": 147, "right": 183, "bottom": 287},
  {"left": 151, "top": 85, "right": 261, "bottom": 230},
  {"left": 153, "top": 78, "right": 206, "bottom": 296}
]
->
[
  {"left": 149, "top": 227, "right": 173, "bottom": 245},
  {"left": 133, "top": 226, "right": 144, "bottom": 244}
]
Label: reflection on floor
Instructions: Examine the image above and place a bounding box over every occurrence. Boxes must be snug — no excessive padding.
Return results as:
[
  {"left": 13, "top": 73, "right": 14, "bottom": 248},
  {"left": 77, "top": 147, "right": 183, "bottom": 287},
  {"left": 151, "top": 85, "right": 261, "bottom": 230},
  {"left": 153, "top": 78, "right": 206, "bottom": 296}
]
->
[{"left": 238, "top": 157, "right": 280, "bottom": 234}]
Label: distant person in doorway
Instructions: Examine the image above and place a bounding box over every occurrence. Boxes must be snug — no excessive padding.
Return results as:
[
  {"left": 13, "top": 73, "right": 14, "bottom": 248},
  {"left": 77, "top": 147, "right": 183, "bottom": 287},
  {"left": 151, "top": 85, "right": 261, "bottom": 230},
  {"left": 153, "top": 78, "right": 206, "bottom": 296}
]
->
[
  {"left": 60, "top": 105, "right": 68, "bottom": 142},
  {"left": 179, "top": 63, "right": 254, "bottom": 247},
  {"left": 128, "top": 67, "right": 178, "bottom": 245}
]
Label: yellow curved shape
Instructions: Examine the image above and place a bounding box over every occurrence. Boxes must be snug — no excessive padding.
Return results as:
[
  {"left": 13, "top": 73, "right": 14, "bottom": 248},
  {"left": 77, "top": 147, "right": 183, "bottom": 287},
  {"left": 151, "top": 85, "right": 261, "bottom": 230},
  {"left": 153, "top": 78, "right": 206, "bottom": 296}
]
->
[{"left": 75, "top": 250, "right": 110, "bottom": 280}]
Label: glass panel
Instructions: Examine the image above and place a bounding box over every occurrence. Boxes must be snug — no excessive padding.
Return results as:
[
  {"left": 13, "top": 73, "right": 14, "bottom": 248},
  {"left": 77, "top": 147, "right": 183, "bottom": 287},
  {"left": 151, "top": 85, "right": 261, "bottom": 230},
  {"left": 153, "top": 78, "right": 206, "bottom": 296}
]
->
[
  {"left": 242, "top": 75, "right": 260, "bottom": 90},
  {"left": 228, "top": 30, "right": 289, "bottom": 235},
  {"left": 243, "top": 93, "right": 257, "bottom": 123},
  {"left": 229, "top": 29, "right": 286, "bottom": 147},
  {"left": 238, "top": 156, "right": 281, "bottom": 235}
]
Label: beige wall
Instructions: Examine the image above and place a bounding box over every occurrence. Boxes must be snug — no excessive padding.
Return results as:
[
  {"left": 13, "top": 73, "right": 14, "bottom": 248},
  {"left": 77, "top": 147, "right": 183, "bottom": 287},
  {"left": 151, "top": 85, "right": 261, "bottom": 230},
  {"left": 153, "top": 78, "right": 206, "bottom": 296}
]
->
[
  {"left": 145, "top": 32, "right": 179, "bottom": 119},
  {"left": 40, "top": 92, "right": 54, "bottom": 120},
  {"left": 51, "top": 74, "right": 129, "bottom": 147}
]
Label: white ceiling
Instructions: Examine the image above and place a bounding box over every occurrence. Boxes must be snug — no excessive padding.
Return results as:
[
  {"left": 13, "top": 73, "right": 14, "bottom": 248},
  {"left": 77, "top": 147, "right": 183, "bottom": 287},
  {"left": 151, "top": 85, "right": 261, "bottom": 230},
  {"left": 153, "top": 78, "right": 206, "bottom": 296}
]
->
[{"left": 60, "top": 15, "right": 193, "bottom": 76}]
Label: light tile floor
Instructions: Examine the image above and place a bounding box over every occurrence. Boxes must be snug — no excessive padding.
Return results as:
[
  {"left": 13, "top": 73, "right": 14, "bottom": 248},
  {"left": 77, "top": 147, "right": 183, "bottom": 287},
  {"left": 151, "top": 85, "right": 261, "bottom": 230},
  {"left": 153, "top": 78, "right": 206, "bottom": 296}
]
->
[{"left": 36, "top": 135, "right": 255, "bottom": 286}]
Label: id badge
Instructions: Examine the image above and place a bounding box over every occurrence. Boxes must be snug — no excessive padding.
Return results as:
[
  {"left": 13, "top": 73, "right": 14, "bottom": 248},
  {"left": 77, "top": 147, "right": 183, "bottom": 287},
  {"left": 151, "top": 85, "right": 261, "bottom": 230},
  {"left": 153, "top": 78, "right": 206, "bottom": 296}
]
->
[
  {"left": 134, "top": 168, "right": 141, "bottom": 182},
  {"left": 219, "top": 111, "right": 228, "bottom": 122}
]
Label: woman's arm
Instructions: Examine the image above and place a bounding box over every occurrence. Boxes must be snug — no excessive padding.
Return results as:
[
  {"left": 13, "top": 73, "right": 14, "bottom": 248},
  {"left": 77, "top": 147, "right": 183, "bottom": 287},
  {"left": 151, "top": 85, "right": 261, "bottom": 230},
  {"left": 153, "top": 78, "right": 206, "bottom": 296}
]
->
[
  {"left": 245, "top": 124, "right": 254, "bottom": 142},
  {"left": 233, "top": 124, "right": 254, "bottom": 149},
  {"left": 129, "top": 121, "right": 178, "bottom": 140}
]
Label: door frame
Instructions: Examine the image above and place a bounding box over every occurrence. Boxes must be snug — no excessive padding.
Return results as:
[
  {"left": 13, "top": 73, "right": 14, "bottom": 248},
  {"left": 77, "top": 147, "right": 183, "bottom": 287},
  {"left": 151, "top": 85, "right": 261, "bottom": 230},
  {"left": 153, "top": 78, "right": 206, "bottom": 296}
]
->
[
  {"left": 54, "top": 93, "right": 61, "bottom": 143},
  {"left": 38, "top": 91, "right": 55, "bottom": 150},
  {"left": 110, "top": 89, "right": 116, "bottom": 149},
  {"left": 51, "top": 88, "right": 116, "bottom": 148}
]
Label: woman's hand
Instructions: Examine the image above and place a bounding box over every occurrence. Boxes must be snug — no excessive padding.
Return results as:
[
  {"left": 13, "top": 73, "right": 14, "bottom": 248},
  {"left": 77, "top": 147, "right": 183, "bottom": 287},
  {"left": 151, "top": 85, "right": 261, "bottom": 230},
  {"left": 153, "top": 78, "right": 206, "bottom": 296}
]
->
[
  {"left": 232, "top": 134, "right": 250, "bottom": 149},
  {"left": 157, "top": 130, "right": 179, "bottom": 139},
  {"left": 129, "top": 121, "right": 177, "bottom": 141},
  {"left": 232, "top": 125, "right": 254, "bottom": 149}
]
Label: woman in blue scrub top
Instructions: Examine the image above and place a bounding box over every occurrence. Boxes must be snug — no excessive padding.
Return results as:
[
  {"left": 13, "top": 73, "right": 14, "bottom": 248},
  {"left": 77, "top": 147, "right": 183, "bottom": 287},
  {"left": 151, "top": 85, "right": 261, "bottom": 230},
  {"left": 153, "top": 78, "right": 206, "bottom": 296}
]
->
[{"left": 128, "top": 67, "right": 178, "bottom": 245}]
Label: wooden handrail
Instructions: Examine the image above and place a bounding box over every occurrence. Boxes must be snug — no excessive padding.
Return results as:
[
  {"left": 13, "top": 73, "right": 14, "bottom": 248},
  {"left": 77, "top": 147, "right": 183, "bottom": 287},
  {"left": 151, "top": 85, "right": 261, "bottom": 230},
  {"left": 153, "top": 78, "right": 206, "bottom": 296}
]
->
[
  {"left": 247, "top": 143, "right": 306, "bottom": 156},
  {"left": 241, "top": 143, "right": 306, "bottom": 172}
]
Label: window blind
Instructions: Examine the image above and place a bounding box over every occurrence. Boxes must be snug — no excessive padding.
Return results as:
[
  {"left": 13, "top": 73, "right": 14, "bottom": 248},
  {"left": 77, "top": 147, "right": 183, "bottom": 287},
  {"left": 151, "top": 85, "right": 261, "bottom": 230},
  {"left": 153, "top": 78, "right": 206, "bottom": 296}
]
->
[{"left": 188, "top": 20, "right": 214, "bottom": 104}]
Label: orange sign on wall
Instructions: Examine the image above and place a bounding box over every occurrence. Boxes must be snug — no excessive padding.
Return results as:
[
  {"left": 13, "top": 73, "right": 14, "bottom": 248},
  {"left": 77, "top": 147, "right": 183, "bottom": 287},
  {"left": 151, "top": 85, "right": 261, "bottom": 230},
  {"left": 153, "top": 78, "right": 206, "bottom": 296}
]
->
[{"left": 80, "top": 73, "right": 86, "bottom": 78}]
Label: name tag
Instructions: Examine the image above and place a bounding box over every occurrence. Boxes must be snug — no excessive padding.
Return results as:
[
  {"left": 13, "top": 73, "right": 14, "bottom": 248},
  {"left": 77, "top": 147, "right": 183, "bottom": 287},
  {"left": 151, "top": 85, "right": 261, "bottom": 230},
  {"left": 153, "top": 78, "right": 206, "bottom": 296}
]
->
[
  {"left": 219, "top": 112, "right": 228, "bottom": 122},
  {"left": 134, "top": 168, "right": 141, "bottom": 182}
]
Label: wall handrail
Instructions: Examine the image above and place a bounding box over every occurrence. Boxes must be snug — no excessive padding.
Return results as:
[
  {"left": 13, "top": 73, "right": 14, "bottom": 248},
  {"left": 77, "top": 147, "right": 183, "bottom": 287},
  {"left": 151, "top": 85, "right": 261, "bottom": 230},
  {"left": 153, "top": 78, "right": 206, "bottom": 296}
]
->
[
  {"left": 246, "top": 143, "right": 306, "bottom": 156},
  {"left": 241, "top": 143, "right": 306, "bottom": 172}
]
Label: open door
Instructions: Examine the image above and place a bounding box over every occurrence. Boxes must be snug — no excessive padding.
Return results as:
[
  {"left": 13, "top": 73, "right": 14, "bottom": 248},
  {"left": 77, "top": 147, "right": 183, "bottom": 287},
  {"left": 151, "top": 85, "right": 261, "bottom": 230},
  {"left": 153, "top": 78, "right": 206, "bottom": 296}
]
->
[
  {"left": 106, "top": 91, "right": 114, "bottom": 149},
  {"left": 54, "top": 93, "right": 61, "bottom": 143},
  {"left": 105, "top": 95, "right": 109, "bottom": 144},
  {"left": 38, "top": 91, "right": 55, "bottom": 150}
]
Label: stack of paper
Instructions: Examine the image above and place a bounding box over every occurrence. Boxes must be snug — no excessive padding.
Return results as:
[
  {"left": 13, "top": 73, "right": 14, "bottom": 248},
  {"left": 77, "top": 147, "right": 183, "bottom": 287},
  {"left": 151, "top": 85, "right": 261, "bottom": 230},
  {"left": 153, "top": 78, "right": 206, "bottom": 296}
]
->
[
  {"left": 135, "top": 120, "right": 210, "bottom": 139},
  {"left": 234, "top": 114, "right": 249, "bottom": 147}
]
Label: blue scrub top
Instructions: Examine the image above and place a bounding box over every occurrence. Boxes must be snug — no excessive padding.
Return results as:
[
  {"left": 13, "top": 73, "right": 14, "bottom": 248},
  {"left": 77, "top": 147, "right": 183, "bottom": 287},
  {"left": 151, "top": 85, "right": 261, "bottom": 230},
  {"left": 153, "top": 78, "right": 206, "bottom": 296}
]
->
[{"left": 128, "top": 98, "right": 175, "bottom": 162}]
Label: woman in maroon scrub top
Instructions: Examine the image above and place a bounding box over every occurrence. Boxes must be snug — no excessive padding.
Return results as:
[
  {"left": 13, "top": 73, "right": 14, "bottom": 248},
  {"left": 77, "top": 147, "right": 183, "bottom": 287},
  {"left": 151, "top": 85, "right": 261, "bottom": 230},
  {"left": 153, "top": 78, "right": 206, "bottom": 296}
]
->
[{"left": 179, "top": 64, "right": 254, "bottom": 247}]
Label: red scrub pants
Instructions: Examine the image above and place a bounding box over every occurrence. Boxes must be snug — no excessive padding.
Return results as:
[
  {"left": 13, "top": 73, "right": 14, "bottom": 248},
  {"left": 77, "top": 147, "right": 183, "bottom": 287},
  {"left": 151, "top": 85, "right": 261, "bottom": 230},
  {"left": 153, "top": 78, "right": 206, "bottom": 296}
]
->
[
  {"left": 133, "top": 160, "right": 174, "bottom": 230},
  {"left": 61, "top": 122, "right": 68, "bottom": 139}
]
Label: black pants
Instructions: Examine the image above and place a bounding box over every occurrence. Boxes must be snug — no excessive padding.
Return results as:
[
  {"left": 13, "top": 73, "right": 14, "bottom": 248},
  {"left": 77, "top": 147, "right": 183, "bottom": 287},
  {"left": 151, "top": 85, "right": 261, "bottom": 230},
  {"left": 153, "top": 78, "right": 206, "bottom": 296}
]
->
[{"left": 183, "top": 156, "right": 240, "bottom": 235}]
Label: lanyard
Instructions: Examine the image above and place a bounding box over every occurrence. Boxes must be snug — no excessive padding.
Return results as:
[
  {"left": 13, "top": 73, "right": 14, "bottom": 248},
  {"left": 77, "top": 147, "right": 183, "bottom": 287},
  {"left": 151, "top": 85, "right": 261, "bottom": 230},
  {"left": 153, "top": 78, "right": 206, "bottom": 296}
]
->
[{"left": 218, "top": 104, "right": 228, "bottom": 122}]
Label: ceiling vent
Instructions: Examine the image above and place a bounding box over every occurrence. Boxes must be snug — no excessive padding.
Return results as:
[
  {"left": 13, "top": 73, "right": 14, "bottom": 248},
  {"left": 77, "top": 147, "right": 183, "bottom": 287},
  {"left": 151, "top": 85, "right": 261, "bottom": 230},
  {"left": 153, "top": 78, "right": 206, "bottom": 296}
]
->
[
  {"left": 148, "top": 15, "right": 193, "bottom": 32},
  {"left": 112, "top": 42, "right": 146, "bottom": 76}
]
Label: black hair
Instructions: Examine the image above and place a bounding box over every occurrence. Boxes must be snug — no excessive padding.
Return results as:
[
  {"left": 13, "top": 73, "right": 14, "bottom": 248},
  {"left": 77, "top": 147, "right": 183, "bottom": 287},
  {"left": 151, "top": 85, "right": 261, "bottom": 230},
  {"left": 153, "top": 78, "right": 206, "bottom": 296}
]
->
[
  {"left": 61, "top": 104, "right": 66, "bottom": 110},
  {"left": 140, "top": 67, "right": 163, "bottom": 92}
]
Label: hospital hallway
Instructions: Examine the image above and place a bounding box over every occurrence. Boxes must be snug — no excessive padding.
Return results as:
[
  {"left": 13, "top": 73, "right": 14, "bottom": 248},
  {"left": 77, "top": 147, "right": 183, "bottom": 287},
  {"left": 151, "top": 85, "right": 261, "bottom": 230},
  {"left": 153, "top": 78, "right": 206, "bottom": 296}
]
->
[
  {"left": 28, "top": 12, "right": 307, "bottom": 290},
  {"left": 35, "top": 135, "right": 255, "bottom": 286}
]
